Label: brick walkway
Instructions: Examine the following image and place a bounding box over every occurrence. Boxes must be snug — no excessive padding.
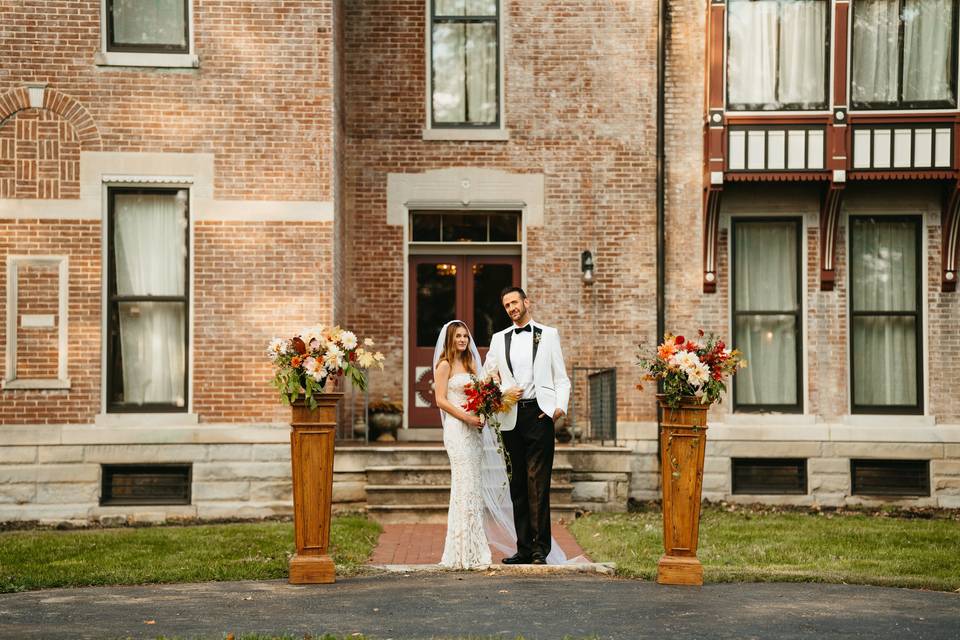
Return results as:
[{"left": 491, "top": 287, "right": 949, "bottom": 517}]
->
[{"left": 370, "top": 522, "right": 589, "bottom": 565}]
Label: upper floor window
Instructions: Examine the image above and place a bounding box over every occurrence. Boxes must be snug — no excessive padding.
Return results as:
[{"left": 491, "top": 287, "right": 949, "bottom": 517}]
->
[
  {"left": 851, "top": 0, "right": 957, "bottom": 109},
  {"left": 106, "top": 0, "right": 189, "bottom": 54},
  {"left": 107, "top": 188, "right": 189, "bottom": 412},
  {"left": 726, "top": 0, "right": 829, "bottom": 111},
  {"left": 731, "top": 218, "right": 803, "bottom": 412},
  {"left": 430, "top": 0, "right": 499, "bottom": 127},
  {"left": 849, "top": 216, "right": 922, "bottom": 414}
]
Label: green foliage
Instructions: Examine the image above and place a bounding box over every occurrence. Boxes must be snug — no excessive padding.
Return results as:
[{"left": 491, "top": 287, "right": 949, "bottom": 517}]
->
[
  {"left": 0, "top": 515, "right": 381, "bottom": 593},
  {"left": 569, "top": 506, "right": 960, "bottom": 591}
]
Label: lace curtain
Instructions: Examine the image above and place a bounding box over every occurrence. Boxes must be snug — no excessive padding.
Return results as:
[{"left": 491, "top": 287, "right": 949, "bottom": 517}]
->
[
  {"left": 850, "top": 218, "right": 919, "bottom": 407},
  {"left": 112, "top": 0, "right": 187, "bottom": 48},
  {"left": 113, "top": 191, "right": 188, "bottom": 406},
  {"left": 432, "top": 0, "right": 498, "bottom": 124},
  {"left": 727, "top": 0, "right": 827, "bottom": 109},
  {"left": 733, "top": 221, "right": 800, "bottom": 406},
  {"left": 852, "top": 0, "right": 955, "bottom": 105}
]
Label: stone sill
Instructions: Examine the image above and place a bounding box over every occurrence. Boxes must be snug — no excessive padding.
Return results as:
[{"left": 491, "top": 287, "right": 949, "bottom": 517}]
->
[
  {"left": 422, "top": 127, "right": 509, "bottom": 141},
  {"left": 94, "top": 51, "right": 200, "bottom": 68},
  {"left": 95, "top": 413, "right": 199, "bottom": 427},
  {"left": 841, "top": 414, "right": 936, "bottom": 427},
  {"left": 2, "top": 378, "right": 70, "bottom": 390}
]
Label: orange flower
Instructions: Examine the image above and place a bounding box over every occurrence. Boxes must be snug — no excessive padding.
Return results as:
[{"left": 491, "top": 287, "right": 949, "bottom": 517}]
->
[
  {"left": 291, "top": 356, "right": 302, "bottom": 368},
  {"left": 657, "top": 342, "right": 676, "bottom": 360}
]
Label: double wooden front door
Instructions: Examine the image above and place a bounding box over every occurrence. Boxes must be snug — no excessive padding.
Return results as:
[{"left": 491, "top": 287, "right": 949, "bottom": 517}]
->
[{"left": 409, "top": 255, "right": 521, "bottom": 427}]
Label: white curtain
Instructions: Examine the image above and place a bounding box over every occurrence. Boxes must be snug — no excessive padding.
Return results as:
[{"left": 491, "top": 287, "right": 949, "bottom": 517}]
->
[
  {"left": 903, "top": 0, "right": 954, "bottom": 103},
  {"left": 733, "top": 222, "right": 799, "bottom": 406},
  {"left": 113, "top": 0, "right": 186, "bottom": 48},
  {"left": 851, "top": 219, "right": 918, "bottom": 407},
  {"left": 728, "top": 0, "right": 826, "bottom": 108},
  {"left": 433, "top": 0, "right": 497, "bottom": 124},
  {"left": 114, "top": 191, "right": 187, "bottom": 406}
]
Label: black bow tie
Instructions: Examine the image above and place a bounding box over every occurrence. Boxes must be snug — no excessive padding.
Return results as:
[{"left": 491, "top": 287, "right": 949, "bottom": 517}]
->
[{"left": 514, "top": 325, "right": 532, "bottom": 334}]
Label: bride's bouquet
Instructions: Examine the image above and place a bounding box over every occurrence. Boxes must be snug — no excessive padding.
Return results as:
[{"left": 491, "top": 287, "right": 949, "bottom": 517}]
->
[{"left": 462, "top": 373, "right": 518, "bottom": 478}]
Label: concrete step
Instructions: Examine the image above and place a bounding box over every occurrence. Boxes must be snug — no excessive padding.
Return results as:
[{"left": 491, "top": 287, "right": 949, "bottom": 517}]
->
[
  {"left": 366, "top": 483, "right": 576, "bottom": 507},
  {"left": 368, "top": 502, "right": 580, "bottom": 525},
  {"left": 365, "top": 464, "right": 574, "bottom": 486}
]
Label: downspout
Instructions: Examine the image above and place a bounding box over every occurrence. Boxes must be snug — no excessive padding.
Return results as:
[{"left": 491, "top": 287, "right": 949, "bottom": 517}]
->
[{"left": 656, "top": 0, "right": 667, "bottom": 439}]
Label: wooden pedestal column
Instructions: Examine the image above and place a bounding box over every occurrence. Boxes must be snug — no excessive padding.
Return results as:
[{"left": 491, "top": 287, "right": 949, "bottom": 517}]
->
[
  {"left": 657, "top": 396, "right": 708, "bottom": 586},
  {"left": 289, "top": 392, "right": 342, "bottom": 584}
]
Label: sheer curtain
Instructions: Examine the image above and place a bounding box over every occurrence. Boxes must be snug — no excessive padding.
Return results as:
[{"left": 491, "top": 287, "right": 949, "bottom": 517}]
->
[
  {"left": 733, "top": 221, "right": 799, "bottom": 406},
  {"left": 433, "top": 0, "right": 497, "bottom": 124},
  {"left": 728, "top": 0, "right": 826, "bottom": 109},
  {"left": 903, "top": 0, "right": 954, "bottom": 103},
  {"left": 114, "top": 192, "right": 187, "bottom": 406},
  {"left": 113, "top": 0, "right": 187, "bottom": 48},
  {"left": 851, "top": 219, "right": 918, "bottom": 407}
]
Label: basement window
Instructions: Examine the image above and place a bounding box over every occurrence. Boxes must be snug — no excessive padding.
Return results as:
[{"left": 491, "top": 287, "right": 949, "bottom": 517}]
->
[
  {"left": 100, "top": 464, "right": 192, "bottom": 506},
  {"left": 732, "top": 458, "right": 807, "bottom": 494},
  {"left": 851, "top": 459, "right": 930, "bottom": 497}
]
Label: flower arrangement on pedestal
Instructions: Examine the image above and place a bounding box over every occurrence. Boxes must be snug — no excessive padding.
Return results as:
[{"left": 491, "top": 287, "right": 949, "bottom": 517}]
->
[
  {"left": 637, "top": 329, "right": 746, "bottom": 408},
  {"left": 267, "top": 326, "right": 385, "bottom": 409}
]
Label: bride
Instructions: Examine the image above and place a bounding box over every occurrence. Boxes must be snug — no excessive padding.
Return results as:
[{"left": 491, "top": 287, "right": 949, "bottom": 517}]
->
[{"left": 432, "top": 320, "right": 572, "bottom": 569}]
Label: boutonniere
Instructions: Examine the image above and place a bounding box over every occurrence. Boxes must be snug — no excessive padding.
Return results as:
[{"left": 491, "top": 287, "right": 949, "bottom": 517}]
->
[{"left": 533, "top": 332, "right": 542, "bottom": 345}]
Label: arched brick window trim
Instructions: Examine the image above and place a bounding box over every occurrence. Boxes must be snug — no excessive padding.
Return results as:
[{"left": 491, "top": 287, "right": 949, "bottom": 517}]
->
[{"left": 0, "top": 86, "right": 101, "bottom": 151}]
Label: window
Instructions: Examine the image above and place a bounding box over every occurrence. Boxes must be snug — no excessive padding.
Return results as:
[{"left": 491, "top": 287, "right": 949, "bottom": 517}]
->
[
  {"left": 430, "top": 0, "right": 499, "bottom": 127},
  {"left": 851, "top": 459, "right": 929, "bottom": 496},
  {"left": 849, "top": 216, "right": 922, "bottom": 414},
  {"left": 106, "top": 0, "right": 189, "bottom": 53},
  {"left": 851, "top": 0, "right": 957, "bottom": 109},
  {"left": 732, "top": 458, "right": 808, "bottom": 494},
  {"left": 107, "top": 188, "right": 189, "bottom": 412},
  {"left": 410, "top": 211, "right": 519, "bottom": 242},
  {"left": 726, "top": 0, "right": 829, "bottom": 111},
  {"left": 101, "top": 464, "right": 192, "bottom": 505},
  {"left": 731, "top": 219, "right": 803, "bottom": 412}
]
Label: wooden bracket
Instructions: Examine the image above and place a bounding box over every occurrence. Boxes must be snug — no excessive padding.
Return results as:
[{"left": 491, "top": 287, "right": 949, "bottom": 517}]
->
[
  {"left": 702, "top": 187, "right": 722, "bottom": 293},
  {"left": 942, "top": 182, "right": 960, "bottom": 292},
  {"left": 819, "top": 183, "right": 845, "bottom": 291}
]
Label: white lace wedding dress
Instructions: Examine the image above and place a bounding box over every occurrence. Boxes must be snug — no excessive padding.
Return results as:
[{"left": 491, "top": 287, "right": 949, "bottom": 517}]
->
[{"left": 439, "top": 372, "right": 492, "bottom": 569}]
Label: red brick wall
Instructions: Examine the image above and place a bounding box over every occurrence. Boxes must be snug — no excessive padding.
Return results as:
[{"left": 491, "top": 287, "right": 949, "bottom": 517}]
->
[
  {"left": 14, "top": 263, "right": 60, "bottom": 379},
  {"left": 342, "top": 0, "right": 660, "bottom": 421},
  {"left": 0, "top": 220, "right": 101, "bottom": 424},
  {"left": 0, "top": 109, "right": 80, "bottom": 199}
]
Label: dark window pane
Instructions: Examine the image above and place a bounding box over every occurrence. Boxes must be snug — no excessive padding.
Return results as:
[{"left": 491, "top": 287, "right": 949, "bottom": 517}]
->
[
  {"left": 489, "top": 213, "right": 519, "bottom": 242},
  {"left": 732, "top": 458, "right": 807, "bottom": 494},
  {"left": 472, "top": 263, "right": 513, "bottom": 347},
  {"left": 101, "top": 464, "right": 191, "bottom": 505},
  {"left": 412, "top": 214, "right": 442, "bottom": 241},
  {"left": 734, "top": 314, "right": 798, "bottom": 406},
  {"left": 442, "top": 214, "right": 488, "bottom": 242},
  {"left": 852, "top": 315, "right": 918, "bottom": 406},
  {"left": 851, "top": 459, "right": 929, "bottom": 496},
  {"left": 416, "top": 263, "right": 458, "bottom": 347}
]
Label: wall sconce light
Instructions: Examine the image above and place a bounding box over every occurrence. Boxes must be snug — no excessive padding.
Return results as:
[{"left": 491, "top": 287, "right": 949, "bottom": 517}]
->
[{"left": 581, "top": 250, "right": 595, "bottom": 285}]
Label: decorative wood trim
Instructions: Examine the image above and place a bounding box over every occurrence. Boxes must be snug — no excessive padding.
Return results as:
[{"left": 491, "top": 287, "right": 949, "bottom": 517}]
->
[
  {"left": 819, "top": 183, "right": 845, "bottom": 291},
  {"left": 702, "top": 187, "right": 722, "bottom": 293},
  {"left": 832, "top": 1, "right": 849, "bottom": 108},
  {"left": 707, "top": 1, "right": 725, "bottom": 111},
  {"left": 942, "top": 182, "right": 960, "bottom": 292}
]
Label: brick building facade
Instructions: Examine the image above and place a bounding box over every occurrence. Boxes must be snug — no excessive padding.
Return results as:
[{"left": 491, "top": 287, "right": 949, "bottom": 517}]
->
[{"left": 1, "top": 1, "right": 958, "bottom": 524}]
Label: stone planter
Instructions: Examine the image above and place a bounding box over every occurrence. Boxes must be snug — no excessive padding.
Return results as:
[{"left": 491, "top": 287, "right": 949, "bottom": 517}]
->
[
  {"left": 288, "top": 392, "right": 342, "bottom": 584},
  {"left": 369, "top": 411, "right": 401, "bottom": 441},
  {"left": 656, "top": 394, "right": 708, "bottom": 586}
]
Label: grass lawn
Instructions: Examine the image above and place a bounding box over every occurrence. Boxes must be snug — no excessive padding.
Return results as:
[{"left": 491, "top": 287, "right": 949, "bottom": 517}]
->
[
  {"left": 569, "top": 504, "right": 960, "bottom": 592},
  {"left": 0, "top": 514, "right": 380, "bottom": 593}
]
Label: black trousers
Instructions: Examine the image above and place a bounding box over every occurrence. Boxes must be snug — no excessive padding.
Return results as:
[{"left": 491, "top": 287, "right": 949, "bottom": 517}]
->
[{"left": 502, "top": 401, "right": 555, "bottom": 558}]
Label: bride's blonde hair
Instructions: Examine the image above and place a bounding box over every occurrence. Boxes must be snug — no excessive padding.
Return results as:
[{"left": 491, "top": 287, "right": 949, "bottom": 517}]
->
[{"left": 437, "top": 321, "right": 476, "bottom": 375}]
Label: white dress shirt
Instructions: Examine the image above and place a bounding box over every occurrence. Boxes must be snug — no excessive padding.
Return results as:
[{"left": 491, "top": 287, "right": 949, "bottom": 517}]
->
[{"left": 509, "top": 321, "right": 536, "bottom": 400}]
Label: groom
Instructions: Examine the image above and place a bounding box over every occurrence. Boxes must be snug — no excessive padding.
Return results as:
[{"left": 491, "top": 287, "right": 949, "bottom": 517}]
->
[{"left": 484, "top": 287, "right": 570, "bottom": 564}]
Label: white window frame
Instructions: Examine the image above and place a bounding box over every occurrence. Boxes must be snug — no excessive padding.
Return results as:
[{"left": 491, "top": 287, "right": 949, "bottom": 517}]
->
[
  {"left": 95, "top": 0, "right": 199, "bottom": 69},
  {"left": 423, "top": 0, "right": 508, "bottom": 141},
  {"left": 3, "top": 255, "right": 71, "bottom": 390}
]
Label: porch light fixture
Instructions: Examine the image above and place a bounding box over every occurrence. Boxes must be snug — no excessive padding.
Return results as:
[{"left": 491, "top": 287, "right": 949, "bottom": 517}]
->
[{"left": 581, "top": 250, "right": 595, "bottom": 285}]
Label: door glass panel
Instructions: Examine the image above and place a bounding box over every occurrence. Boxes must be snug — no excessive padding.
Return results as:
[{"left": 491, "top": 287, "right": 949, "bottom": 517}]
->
[
  {"left": 472, "top": 262, "right": 513, "bottom": 347},
  {"left": 416, "top": 262, "right": 457, "bottom": 346}
]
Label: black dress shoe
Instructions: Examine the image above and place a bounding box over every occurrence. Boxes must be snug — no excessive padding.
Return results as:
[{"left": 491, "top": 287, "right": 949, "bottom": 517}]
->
[
  {"left": 531, "top": 553, "right": 546, "bottom": 565},
  {"left": 502, "top": 553, "right": 532, "bottom": 565}
]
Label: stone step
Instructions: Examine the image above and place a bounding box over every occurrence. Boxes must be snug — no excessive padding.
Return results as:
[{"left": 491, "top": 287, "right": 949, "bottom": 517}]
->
[
  {"left": 365, "top": 464, "right": 574, "bottom": 486},
  {"left": 366, "top": 483, "right": 576, "bottom": 507},
  {"left": 368, "top": 502, "right": 580, "bottom": 525}
]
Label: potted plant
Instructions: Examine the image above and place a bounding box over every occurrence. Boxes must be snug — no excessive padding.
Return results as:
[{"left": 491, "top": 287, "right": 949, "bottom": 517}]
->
[
  {"left": 368, "top": 397, "right": 403, "bottom": 441},
  {"left": 637, "top": 330, "right": 745, "bottom": 586},
  {"left": 267, "top": 326, "right": 383, "bottom": 584}
]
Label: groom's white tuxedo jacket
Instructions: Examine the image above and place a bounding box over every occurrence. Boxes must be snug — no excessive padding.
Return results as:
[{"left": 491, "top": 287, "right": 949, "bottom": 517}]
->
[{"left": 483, "top": 321, "right": 571, "bottom": 432}]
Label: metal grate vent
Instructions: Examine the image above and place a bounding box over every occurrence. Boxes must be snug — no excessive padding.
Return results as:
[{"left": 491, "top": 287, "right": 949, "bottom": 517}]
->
[
  {"left": 851, "top": 459, "right": 930, "bottom": 497},
  {"left": 101, "top": 464, "right": 192, "bottom": 506},
  {"left": 732, "top": 458, "right": 807, "bottom": 495}
]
